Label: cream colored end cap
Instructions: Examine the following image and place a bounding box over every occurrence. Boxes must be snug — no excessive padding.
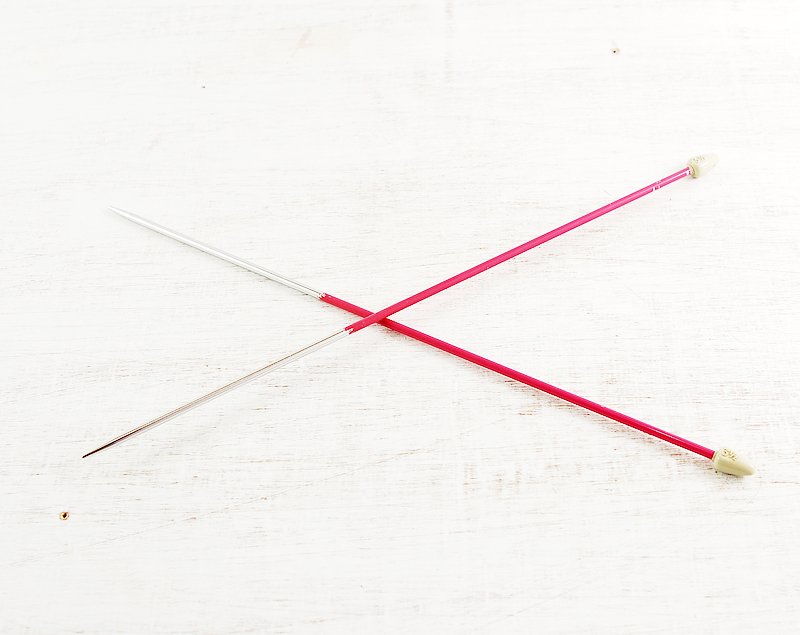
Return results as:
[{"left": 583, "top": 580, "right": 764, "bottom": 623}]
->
[
  {"left": 687, "top": 153, "right": 719, "bottom": 178},
  {"left": 712, "top": 448, "right": 755, "bottom": 476}
]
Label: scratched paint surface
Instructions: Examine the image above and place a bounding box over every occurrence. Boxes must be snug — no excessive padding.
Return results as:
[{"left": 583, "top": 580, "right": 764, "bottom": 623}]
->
[{"left": 1, "top": 1, "right": 799, "bottom": 632}]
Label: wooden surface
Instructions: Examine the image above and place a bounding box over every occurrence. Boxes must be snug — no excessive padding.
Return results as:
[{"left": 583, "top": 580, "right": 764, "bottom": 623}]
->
[{"left": 2, "top": 1, "right": 799, "bottom": 632}]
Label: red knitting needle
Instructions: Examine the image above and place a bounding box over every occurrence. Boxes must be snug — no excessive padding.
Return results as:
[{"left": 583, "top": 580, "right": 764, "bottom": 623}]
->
[
  {"left": 103, "top": 197, "right": 753, "bottom": 475},
  {"left": 84, "top": 154, "right": 753, "bottom": 475}
]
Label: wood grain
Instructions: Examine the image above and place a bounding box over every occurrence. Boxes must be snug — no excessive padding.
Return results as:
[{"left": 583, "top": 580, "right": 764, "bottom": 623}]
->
[{"left": 2, "top": 1, "right": 799, "bottom": 632}]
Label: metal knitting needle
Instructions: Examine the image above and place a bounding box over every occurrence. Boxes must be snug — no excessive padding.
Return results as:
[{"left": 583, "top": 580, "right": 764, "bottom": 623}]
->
[
  {"left": 105, "top": 197, "right": 753, "bottom": 475},
  {"left": 85, "top": 155, "right": 742, "bottom": 470}
]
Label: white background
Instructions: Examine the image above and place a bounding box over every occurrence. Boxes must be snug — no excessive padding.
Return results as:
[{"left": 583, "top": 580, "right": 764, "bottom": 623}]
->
[{"left": 2, "top": 1, "right": 799, "bottom": 633}]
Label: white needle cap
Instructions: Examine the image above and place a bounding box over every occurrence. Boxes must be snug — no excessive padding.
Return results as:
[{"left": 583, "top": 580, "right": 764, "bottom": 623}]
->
[
  {"left": 687, "top": 153, "right": 719, "bottom": 178},
  {"left": 712, "top": 448, "right": 755, "bottom": 476}
]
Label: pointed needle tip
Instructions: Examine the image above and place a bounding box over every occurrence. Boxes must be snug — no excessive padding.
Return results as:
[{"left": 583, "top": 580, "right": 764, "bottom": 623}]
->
[{"left": 82, "top": 442, "right": 113, "bottom": 459}]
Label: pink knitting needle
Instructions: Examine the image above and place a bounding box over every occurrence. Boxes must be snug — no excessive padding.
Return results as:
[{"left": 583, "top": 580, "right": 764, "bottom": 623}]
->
[
  {"left": 84, "top": 154, "right": 751, "bottom": 475},
  {"left": 102, "top": 191, "right": 753, "bottom": 475}
]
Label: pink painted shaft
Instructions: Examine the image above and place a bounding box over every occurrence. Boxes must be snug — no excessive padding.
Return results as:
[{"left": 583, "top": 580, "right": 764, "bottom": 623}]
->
[
  {"left": 324, "top": 294, "right": 714, "bottom": 459},
  {"left": 346, "top": 167, "right": 691, "bottom": 333}
]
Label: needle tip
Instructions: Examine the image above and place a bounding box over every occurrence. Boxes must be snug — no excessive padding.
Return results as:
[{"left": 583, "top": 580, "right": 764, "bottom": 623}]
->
[
  {"left": 82, "top": 442, "right": 114, "bottom": 459},
  {"left": 108, "top": 205, "right": 129, "bottom": 217},
  {"left": 712, "top": 447, "right": 755, "bottom": 476}
]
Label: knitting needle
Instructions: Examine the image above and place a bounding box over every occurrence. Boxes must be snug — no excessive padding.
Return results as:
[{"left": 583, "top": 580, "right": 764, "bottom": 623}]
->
[
  {"left": 85, "top": 155, "right": 747, "bottom": 473},
  {"left": 82, "top": 156, "right": 701, "bottom": 458},
  {"left": 104, "top": 201, "right": 753, "bottom": 475}
]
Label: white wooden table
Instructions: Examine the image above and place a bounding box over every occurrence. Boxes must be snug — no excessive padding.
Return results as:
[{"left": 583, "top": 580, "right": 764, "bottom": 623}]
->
[{"left": 2, "top": 1, "right": 799, "bottom": 632}]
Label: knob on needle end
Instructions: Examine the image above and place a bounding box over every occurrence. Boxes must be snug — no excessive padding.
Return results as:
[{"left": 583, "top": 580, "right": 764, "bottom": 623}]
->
[
  {"left": 712, "top": 447, "right": 755, "bottom": 476},
  {"left": 687, "top": 153, "right": 719, "bottom": 178}
]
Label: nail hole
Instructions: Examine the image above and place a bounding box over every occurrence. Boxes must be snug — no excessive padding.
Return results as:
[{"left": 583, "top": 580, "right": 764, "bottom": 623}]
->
[{"left": 60, "top": 511, "right": 70, "bottom": 521}]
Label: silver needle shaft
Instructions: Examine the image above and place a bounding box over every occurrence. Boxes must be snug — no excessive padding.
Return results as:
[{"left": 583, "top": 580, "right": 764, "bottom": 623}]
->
[
  {"left": 109, "top": 207, "right": 324, "bottom": 298},
  {"left": 82, "top": 329, "right": 348, "bottom": 458}
]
